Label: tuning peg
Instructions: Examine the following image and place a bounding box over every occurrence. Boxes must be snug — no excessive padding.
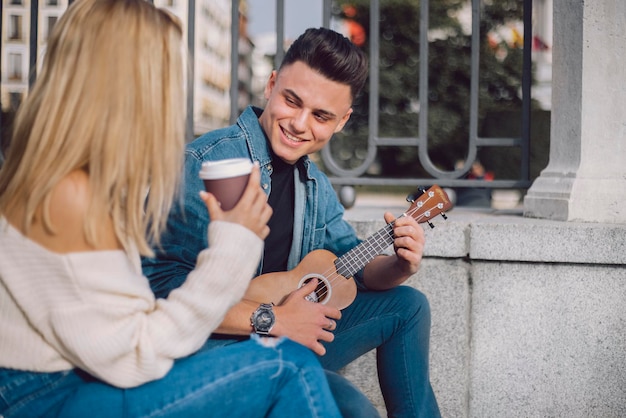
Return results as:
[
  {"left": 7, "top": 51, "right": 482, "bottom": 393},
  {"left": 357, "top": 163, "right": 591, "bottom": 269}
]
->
[
  {"left": 427, "top": 221, "right": 435, "bottom": 229},
  {"left": 406, "top": 187, "right": 427, "bottom": 203},
  {"left": 441, "top": 213, "right": 448, "bottom": 220}
]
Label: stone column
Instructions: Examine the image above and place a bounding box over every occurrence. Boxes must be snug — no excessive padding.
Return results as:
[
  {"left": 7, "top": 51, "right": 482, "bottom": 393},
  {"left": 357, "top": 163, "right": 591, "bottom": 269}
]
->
[{"left": 524, "top": 0, "right": 626, "bottom": 223}]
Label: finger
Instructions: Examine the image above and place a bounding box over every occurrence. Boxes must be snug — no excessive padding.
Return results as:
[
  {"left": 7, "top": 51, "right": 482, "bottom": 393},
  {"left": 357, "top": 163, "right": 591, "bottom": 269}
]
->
[
  {"left": 200, "top": 191, "right": 224, "bottom": 221},
  {"left": 257, "top": 225, "right": 271, "bottom": 240},
  {"left": 320, "top": 305, "right": 341, "bottom": 321},
  {"left": 394, "top": 225, "right": 424, "bottom": 247},
  {"left": 251, "top": 188, "right": 273, "bottom": 223},
  {"left": 244, "top": 189, "right": 272, "bottom": 228},
  {"left": 294, "top": 278, "right": 319, "bottom": 298},
  {"left": 383, "top": 211, "right": 396, "bottom": 224},
  {"left": 325, "top": 318, "right": 336, "bottom": 330},
  {"left": 393, "top": 235, "right": 421, "bottom": 255},
  {"left": 232, "top": 163, "right": 262, "bottom": 210},
  {"left": 393, "top": 214, "right": 419, "bottom": 230},
  {"left": 313, "top": 342, "right": 327, "bottom": 356},
  {"left": 394, "top": 222, "right": 424, "bottom": 244},
  {"left": 243, "top": 163, "right": 262, "bottom": 196},
  {"left": 395, "top": 245, "right": 421, "bottom": 260}
]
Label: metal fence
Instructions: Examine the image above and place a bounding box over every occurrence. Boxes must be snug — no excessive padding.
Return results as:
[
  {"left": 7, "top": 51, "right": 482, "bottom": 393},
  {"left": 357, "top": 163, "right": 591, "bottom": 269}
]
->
[
  {"left": 1, "top": 0, "right": 536, "bottom": 198},
  {"left": 230, "top": 0, "right": 534, "bottom": 194}
]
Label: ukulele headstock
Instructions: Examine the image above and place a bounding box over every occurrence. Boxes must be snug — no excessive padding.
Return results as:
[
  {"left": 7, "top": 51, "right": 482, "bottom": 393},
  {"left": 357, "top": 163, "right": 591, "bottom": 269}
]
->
[{"left": 405, "top": 185, "right": 453, "bottom": 228}]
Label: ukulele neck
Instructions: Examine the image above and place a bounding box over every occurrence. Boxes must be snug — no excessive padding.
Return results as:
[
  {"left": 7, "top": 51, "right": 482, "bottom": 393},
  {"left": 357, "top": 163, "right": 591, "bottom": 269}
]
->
[{"left": 334, "top": 222, "right": 395, "bottom": 278}]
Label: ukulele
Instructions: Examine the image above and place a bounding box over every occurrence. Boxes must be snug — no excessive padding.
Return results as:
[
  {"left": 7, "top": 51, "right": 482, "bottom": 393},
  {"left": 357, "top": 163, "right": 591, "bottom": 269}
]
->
[{"left": 244, "top": 185, "right": 452, "bottom": 310}]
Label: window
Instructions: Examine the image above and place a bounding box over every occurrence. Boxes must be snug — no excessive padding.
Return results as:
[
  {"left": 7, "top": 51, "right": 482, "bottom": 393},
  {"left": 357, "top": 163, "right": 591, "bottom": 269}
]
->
[
  {"left": 10, "top": 92, "right": 23, "bottom": 111},
  {"left": 47, "top": 16, "right": 58, "bottom": 39},
  {"left": 8, "top": 53, "right": 23, "bottom": 81},
  {"left": 9, "top": 15, "right": 23, "bottom": 40}
]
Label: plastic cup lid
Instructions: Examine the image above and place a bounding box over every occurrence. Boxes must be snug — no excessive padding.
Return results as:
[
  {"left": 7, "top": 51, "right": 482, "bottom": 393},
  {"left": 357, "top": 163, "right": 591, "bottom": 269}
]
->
[{"left": 199, "top": 158, "right": 253, "bottom": 179}]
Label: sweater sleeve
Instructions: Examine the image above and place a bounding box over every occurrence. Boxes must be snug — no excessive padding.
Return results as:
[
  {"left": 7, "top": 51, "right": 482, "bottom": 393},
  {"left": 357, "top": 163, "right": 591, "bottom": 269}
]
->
[{"left": 2, "top": 220, "right": 262, "bottom": 388}]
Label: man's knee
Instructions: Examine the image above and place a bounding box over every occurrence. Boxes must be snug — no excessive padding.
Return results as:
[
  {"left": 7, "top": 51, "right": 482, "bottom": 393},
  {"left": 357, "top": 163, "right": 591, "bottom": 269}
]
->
[
  {"left": 324, "top": 370, "right": 380, "bottom": 418},
  {"left": 388, "top": 285, "right": 431, "bottom": 320}
]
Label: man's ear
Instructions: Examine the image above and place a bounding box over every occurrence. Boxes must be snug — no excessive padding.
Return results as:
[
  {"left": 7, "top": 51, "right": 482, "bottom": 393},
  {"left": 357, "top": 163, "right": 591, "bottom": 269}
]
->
[
  {"left": 334, "top": 107, "right": 353, "bottom": 133},
  {"left": 264, "top": 70, "right": 278, "bottom": 100}
]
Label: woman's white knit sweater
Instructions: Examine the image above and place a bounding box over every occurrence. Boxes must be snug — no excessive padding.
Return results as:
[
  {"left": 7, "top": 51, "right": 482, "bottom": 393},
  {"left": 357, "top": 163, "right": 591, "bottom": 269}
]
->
[{"left": 0, "top": 217, "right": 263, "bottom": 388}]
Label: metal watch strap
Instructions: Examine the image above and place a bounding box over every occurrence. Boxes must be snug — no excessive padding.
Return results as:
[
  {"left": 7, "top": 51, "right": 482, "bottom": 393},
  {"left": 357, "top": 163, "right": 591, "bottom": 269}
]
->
[{"left": 250, "top": 303, "right": 275, "bottom": 335}]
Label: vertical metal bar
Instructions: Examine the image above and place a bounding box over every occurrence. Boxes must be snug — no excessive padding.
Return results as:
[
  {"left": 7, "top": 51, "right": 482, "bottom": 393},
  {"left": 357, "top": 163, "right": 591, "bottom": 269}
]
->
[
  {"left": 186, "top": 0, "right": 195, "bottom": 141},
  {"left": 229, "top": 0, "right": 239, "bottom": 124},
  {"left": 29, "top": 0, "right": 39, "bottom": 88},
  {"left": 274, "top": 0, "right": 284, "bottom": 68},
  {"left": 463, "top": 0, "right": 480, "bottom": 166},
  {"left": 368, "top": 0, "right": 379, "bottom": 147},
  {"left": 417, "top": 0, "right": 428, "bottom": 150},
  {"left": 322, "top": 0, "right": 331, "bottom": 28},
  {"left": 520, "top": 0, "right": 532, "bottom": 181}
]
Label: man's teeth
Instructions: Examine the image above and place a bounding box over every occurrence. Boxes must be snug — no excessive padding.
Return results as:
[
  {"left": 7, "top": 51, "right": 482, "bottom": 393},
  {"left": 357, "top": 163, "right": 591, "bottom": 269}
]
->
[{"left": 284, "top": 131, "right": 304, "bottom": 142}]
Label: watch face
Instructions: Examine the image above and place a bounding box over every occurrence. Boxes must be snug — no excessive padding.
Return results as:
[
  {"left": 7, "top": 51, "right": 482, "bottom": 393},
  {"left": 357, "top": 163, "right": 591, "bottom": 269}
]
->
[
  {"left": 258, "top": 312, "right": 272, "bottom": 327},
  {"left": 253, "top": 305, "right": 275, "bottom": 333}
]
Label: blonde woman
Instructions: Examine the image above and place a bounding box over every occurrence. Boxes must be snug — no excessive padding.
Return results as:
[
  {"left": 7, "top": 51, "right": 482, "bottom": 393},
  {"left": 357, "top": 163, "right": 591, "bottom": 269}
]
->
[{"left": 0, "top": 0, "right": 341, "bottom": 417}]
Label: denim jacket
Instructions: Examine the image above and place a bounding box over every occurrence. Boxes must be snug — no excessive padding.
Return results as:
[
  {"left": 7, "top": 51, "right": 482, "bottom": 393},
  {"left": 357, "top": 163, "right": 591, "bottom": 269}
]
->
[{"left": 143, "top": 106, "right": 362, "bottom": 298}]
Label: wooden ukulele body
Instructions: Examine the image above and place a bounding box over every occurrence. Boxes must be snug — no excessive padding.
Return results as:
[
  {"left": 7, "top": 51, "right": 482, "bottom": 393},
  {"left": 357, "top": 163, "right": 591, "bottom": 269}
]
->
[{"left": 244, "top": 249, "right": 358, "bottom": 310}]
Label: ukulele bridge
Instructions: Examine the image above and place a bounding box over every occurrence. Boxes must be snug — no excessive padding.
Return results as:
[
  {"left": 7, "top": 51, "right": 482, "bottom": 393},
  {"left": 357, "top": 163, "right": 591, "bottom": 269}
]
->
[{"left": 298, "top": 274, "right": 332, "bottom": 304}]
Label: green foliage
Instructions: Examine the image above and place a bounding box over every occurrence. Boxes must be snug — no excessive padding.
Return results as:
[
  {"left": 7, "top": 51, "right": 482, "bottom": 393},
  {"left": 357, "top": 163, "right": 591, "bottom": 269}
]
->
[{"left": 328, "top": 0, "right": 536, "bottom": 179}]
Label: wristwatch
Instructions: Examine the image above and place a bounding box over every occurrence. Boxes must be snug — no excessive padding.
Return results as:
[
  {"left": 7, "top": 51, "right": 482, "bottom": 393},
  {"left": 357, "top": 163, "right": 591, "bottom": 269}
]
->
[{"left": 250, "top": 303, "right": 275, "bottom": 335}]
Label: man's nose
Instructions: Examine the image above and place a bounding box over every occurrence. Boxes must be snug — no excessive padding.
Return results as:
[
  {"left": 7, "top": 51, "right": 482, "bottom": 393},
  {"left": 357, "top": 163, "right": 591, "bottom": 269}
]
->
[{"left": 290, "top": 110, "right": 308, "bottom": 133}]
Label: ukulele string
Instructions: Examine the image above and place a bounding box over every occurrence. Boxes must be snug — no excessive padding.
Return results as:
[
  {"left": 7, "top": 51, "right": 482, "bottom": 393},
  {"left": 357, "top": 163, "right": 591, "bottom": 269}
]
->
[
  {"left": 311, "top": 198, "right": 437, "bottom": 302},
  {"left": 306, "top": 226, "right": 395, "bottom": 302},
  {"left": 311, "top": 198, "right": 438, "bottom": 301}
]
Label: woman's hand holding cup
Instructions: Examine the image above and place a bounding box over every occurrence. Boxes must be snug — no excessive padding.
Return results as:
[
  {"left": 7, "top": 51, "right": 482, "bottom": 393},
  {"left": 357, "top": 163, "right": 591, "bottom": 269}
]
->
[{"left": 199, "top": 161, "right": 271, "bottom": 240}]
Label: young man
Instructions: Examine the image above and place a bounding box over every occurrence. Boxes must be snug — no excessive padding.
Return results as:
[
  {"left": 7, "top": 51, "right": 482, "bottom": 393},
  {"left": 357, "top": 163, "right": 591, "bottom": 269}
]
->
[{"left": 144, "top": 27, "right": 440, "bottom": 418}]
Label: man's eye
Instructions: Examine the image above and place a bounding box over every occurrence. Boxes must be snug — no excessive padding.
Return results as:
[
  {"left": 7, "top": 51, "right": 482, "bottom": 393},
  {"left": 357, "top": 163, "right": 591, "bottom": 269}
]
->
[
  {"left": 314, "top": 114, "right": 329, "bottom": 122},
  {"left": 285, "top": 97, "right": 297, "bottom": 106}
]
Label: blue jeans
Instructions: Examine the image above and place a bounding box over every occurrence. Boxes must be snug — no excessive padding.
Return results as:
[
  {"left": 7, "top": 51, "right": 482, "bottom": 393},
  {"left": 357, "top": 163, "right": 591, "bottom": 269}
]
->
[
  {"left": 322, "top": 286, "right": 441, "bottom": 418},
  {"left": 199, "top": 339, "right": 381, "bottom": 418},
  {"left": 204, "top": 286, "right": 440, "bottom": 418},
  {"left": 0, "top": 336, "right": 341, "bottom": 418}
]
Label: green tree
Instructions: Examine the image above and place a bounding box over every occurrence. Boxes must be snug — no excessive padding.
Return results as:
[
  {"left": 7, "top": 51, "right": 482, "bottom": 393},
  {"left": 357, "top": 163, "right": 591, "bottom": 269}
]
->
[{"left": 328, "top": 0, "right": 536, "bottom": 179}]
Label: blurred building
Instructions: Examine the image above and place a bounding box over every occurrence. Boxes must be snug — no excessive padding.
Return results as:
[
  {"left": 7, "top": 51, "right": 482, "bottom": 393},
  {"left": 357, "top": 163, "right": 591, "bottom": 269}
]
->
[
  {"left": 156, "top": 0, "right": 232, "bottom": 134},
  {"left": 236, "top": 1, "right": 254, "bottom": 115},
  {"left": 1, "top": 0, "right": 255, "bottom": 136},
  {"left": 1, "top": 0, "right": 67, "bottom": 113}
]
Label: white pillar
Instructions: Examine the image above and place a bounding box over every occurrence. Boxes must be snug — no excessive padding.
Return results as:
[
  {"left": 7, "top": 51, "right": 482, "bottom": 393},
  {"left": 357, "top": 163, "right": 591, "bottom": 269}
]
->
[{"left": 524, "top": 0, "right": 626, "bottom": 223}]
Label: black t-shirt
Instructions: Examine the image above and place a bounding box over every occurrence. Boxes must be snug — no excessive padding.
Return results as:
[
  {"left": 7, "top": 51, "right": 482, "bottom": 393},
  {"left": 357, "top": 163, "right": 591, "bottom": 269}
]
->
[{"left": 261, "top": 156, "right": 295, "bottom": 274}]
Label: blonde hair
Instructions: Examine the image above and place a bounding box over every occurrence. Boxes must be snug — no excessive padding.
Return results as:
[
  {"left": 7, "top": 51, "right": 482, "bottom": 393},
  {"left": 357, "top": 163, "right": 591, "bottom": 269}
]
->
[{"left": 0, "top": 0, "right": 185, "bottom": 256}]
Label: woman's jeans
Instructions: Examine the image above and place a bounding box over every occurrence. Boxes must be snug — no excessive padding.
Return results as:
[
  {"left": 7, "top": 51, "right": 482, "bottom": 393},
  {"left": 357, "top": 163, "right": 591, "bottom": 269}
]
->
[
  {"left": 321, "top": 285, "right": 441, "bottom": 418},
  {"left": 0, "top": 336, "right": 341, "bottom": 418}
]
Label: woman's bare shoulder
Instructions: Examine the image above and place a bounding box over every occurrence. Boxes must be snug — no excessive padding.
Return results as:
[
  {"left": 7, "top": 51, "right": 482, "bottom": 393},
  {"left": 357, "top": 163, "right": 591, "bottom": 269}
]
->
[{"left": 35, "top": 169, "right": 121, "bottom": 253}]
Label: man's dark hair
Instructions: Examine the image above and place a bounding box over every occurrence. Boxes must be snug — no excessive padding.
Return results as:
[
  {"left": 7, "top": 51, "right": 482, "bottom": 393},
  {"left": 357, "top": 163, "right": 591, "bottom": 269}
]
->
[{"left": 280, "top": 27, "right": 368, "bottom": 100}]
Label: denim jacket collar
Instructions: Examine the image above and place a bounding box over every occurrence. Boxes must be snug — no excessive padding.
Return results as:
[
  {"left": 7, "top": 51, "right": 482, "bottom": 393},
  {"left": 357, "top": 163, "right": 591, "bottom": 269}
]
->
[{"left": 239, "top": 106, "right": 313, "bottom": 181}]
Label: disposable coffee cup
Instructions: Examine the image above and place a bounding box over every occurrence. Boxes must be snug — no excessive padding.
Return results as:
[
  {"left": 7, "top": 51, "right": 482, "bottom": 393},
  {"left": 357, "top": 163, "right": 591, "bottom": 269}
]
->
[{"left": 199, "top": 158, "right": 253, "bottom": 211}]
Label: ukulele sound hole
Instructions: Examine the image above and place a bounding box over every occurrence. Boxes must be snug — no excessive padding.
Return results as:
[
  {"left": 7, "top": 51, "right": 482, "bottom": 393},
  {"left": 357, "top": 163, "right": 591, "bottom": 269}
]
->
[{"left": 298, "top": 274, "right": 331, "bottom": 304}]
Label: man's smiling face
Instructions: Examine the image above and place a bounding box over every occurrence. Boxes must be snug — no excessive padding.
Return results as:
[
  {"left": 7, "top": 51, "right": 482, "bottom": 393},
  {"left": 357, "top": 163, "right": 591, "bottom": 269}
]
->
[{"left": 258, "top": 61, "right": 353, "bottom": 165}]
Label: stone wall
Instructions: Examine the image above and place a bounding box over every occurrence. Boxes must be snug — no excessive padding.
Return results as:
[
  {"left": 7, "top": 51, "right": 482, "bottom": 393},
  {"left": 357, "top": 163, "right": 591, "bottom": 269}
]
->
[{"left": 341, "top": 207, "right": 626, "bottom": 417}]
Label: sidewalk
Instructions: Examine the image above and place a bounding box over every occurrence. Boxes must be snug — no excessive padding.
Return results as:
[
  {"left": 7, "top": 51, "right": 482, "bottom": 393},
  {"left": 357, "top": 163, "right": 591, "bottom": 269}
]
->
[{"left": 345, "top": 189, "right": 523, "bottom": 219}]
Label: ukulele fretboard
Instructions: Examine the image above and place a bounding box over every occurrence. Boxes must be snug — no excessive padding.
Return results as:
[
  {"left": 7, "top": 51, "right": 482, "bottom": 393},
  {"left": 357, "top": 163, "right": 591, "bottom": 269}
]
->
[{"left": 334, "top": 222, "right": 395, "bottom": 278}]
